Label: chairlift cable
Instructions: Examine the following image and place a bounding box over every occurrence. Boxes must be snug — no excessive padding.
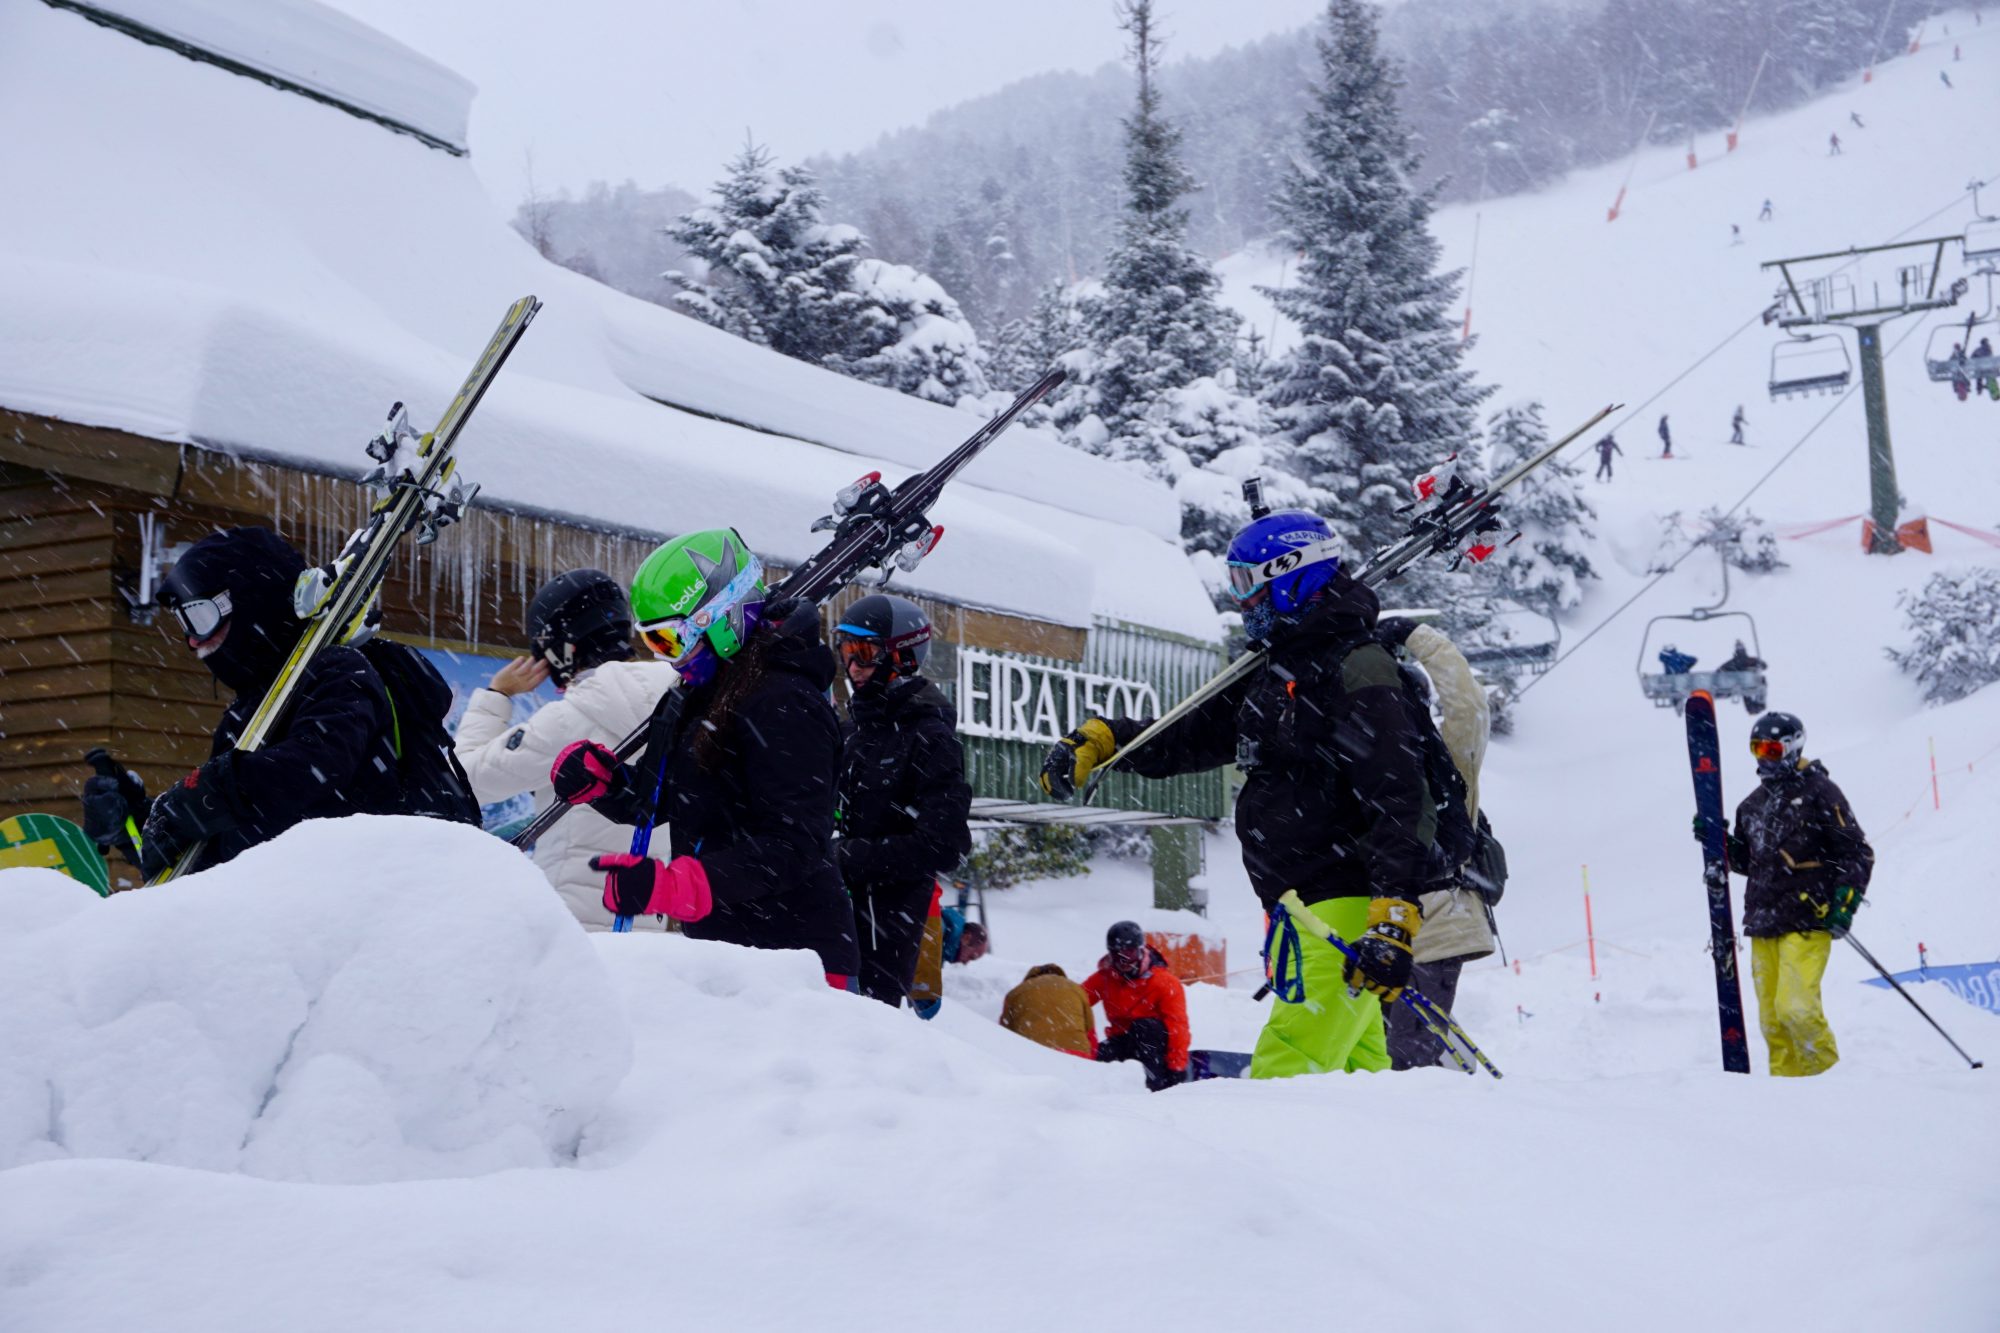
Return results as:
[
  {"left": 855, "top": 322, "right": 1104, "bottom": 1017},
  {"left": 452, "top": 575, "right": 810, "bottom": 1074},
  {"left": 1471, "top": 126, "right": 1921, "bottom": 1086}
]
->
[{"left": 1518, "top": 170, "right": 2000, "bottom": 699}]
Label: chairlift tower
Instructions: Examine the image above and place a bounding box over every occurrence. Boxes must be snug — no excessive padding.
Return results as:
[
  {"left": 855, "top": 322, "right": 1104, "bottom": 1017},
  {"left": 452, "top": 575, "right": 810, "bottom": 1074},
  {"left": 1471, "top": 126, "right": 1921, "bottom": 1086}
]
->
[{"left": 1761, "top": 237, "right": 1965, "bottom": 554}]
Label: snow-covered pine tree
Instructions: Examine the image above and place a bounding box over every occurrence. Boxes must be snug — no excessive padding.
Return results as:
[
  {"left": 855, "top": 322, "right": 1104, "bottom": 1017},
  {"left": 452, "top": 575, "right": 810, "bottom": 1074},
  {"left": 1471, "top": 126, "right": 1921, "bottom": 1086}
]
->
[
  {"left": 1483, "top": 401, "right": 1597, "bottom": 616},
  {"left": 665, "top": 140, "right": 869, "bottom": 363},
  {"left": 988, "top": 280, "right": 1083, "bottom": 394},
  {"left": 844, "top": 258, "right": 991, "bottom": 404},
  {"left": 1259, "top": 0, "right": 1493, "bottom": 587},
  {"left": 1055, "top": 0, "right": 1242, "bottom": 473},
  {"left": 1888, "top": 566, "right": 2000, "bottom": 705}
]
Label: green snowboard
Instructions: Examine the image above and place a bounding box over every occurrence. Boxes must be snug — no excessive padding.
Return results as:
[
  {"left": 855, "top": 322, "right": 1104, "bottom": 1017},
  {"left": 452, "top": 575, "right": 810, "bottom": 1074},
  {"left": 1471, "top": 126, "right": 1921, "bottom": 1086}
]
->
[{"left": 0, "top": 813, "right": 111, "bottom": 896}]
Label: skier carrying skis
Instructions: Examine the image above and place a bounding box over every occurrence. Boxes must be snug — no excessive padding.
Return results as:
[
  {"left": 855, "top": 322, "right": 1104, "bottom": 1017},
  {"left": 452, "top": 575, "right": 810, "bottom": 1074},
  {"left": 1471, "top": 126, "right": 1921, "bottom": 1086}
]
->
[
  {"left": 1693, "top": 712, "right": 1874, "bottom": 1076},
  {"left": 1040, "top": 510, "right": 1435, "bottom": 1078},
  {"left": 1730, "top": 405, "right": 1748, "bottom": 445},
  {"left": 1082, "top": 922, "right": 1190, "bottom": 1090},
  {"left": 1594, "top": 433, "right": 1623, "bottom": 481},
  {"left": 1374, "top": 618, "right": 1498, "bottom": 1071},
  {"left": 1657, "top": 413, "right": 1674, "bottom": 458},
  {"left": 831, "top": 593, "right": 972, "bottom": 1008},
  {"left": 549, "top": 529, "right": 861, "bottom": 986},
  {"left": 454, "top": 570, "right": 677, "bottom": 928},
  {"left": 84, "top": 527, "right": 407, "bottom": 878}
]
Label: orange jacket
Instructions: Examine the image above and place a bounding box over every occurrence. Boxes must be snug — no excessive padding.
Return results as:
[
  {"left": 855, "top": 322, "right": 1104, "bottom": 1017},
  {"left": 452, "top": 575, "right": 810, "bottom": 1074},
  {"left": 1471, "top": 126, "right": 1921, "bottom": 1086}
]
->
[
  {"left": 1081, "top": 950, "right": 1190, "bottom": 1072},
  {"left": 1000, "top": 964, "right": 1097, "bottom": 1057}
]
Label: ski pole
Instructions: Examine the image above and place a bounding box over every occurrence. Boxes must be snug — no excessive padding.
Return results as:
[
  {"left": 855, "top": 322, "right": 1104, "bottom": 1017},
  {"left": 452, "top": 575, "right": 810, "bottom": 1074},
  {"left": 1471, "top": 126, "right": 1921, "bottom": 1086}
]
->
[
  {"left": 1845, "top": 932, "right": 1983, "bottom": 1069},
  {"left": 83, "top": 747, "right": 144, "bottom": 859},
  {"left": 1277, "top": 891, "right": 1503, "bottom": 1079}
]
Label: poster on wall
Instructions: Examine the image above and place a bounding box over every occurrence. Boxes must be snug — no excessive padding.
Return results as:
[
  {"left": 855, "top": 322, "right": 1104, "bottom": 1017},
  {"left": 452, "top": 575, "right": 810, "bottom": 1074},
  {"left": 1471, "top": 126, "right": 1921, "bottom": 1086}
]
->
[{"left": 414, "top": 645, "right": 559, "bottom": 834}]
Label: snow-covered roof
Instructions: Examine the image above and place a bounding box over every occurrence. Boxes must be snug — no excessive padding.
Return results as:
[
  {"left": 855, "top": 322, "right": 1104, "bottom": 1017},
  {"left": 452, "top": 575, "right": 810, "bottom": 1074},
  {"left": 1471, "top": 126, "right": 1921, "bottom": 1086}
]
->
[{"left": 0, "top": 0, "right": 1220, "bottom": 643}]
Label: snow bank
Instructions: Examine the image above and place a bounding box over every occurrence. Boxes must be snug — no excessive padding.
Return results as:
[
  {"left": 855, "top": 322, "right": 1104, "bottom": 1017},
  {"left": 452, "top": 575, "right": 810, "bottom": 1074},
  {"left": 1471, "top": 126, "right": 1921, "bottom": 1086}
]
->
[{"left": 0, "top": 817, "right": 630, "bottom": 1184}]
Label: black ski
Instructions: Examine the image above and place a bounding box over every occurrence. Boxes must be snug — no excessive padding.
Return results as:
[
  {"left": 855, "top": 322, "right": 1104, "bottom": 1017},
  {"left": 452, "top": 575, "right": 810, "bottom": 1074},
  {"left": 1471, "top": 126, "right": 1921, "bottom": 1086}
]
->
[
  {"left": 510, "top": 367, "right": 1067, "bottom": 852},
  {"left": 1684, "top": 688, "right": 1752, "bottom": 1073}
]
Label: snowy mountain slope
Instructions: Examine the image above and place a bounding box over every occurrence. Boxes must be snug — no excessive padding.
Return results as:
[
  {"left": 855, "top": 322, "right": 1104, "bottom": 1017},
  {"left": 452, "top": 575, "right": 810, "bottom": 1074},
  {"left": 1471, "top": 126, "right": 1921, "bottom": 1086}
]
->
[{"left": 0, "top": 0, "right": 1215, "bottom": 639}]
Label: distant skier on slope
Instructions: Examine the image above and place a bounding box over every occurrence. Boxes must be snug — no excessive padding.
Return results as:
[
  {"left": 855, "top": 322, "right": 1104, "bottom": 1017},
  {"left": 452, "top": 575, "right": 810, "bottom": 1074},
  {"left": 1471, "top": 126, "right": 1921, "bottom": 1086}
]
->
[
  {"left": 1849, "top": 111, "right": 1865, "bottom": 128},
  {"left": 1658, "top": 413, "right": 1674, "bottom": 458},
  {"left": 454, "top": 570, "right": 676, "bottom": 929},
  {"left": 1730, "top": 405, "right": 1748, "bottom": 445},
  {"left": 549, "top": 529, "right": 861, "bottom": 986},
  {"left": 1692, "top": 712, "right": 1873, "bottom": 1076},
  {"left": 1759, "top": 198, "right": 1774, "bottom": 221},
  {"left": 1039, "top": 509, "right": 1438, "bottom": 1079},
  {"left": 1941, "top": 69, "right": 1954, "bottom": 89},
  {"left": 1082, "top": 922, "right": 1190, "bottom": 1089},
  {"left": 1828, "top": 133, "right": 1842, "bottom": 155},
  {"left": 1595, "top": 433, "right": 1623, "bottom": 480},
  {"left": 82, "top": 527, "right": 407, "bottom": 878},
  {"left": 830, "top": 594, "right": 972, "bottom": 1009}
]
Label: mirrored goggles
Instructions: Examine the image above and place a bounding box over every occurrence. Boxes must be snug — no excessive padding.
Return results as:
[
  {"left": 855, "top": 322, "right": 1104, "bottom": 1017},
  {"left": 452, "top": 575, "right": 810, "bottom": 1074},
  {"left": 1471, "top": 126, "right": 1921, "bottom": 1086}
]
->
[
  {"left": 1226, "top": 536, "right": 1342, "bottom": 602},
  {"left": 1225, "top": 563, "right": 1267, "bottom": 602},
  {"left": 169, "top": 590, "right": 233, "bottom": 640},
  {"left": 837, "top": 635, "right": 886, "bottom": 665},
  {"left": 1749, "top": 737, "right": 1788, "bottom": 761},
  {"left": 639, "top": 618, "right": 697, "bottom": 663}
]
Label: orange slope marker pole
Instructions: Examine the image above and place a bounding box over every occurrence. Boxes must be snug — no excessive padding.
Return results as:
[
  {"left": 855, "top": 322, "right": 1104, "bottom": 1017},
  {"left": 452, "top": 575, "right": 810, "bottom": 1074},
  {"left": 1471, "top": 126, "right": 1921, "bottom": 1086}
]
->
[
  {"left": 1727, "top": 50, "right": 1770, "bottom": 151},
  {"left": 1607, "top": 109, "right": 1658, "bottom": 221},
  {"left": 1582, "top": 863, "right": 1599, "bottom": 981}
]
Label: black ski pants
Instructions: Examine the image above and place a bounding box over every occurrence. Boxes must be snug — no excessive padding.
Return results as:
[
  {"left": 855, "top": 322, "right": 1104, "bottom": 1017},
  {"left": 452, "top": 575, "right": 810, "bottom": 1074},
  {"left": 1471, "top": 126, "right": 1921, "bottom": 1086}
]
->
[
  {"left": 1097, "top": 1018, "right": 1183, "bottom": 1091},
  {"left": 852, "top": 877, "right": 934, "bottom": 1007},
  {"left": 1385, "top": 957, "right": 1466, "bottom": 1070}
]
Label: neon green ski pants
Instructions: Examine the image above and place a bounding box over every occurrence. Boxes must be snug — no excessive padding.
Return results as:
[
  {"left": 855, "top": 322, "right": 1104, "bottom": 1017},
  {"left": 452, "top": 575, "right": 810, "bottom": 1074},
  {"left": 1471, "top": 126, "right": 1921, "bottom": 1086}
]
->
[{"left": 1250, "top": 896, "right": 1390, "bottom": 1078}]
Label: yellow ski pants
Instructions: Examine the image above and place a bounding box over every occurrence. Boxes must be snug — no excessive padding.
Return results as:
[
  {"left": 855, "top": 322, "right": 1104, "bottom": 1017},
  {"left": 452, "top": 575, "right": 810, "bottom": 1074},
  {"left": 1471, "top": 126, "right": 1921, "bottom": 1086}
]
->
[{"left": 1751, "top": 932, "right": 1839, "bottom": 1077}]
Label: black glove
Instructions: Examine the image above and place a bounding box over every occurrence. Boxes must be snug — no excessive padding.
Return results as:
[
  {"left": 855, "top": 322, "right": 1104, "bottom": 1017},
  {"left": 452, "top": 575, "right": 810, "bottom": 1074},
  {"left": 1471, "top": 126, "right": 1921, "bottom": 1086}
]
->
[
  {"left": 1147, "top": 1066, "right": 1188, "bottom": 1092},
  {"left": 1343, "top": 898, "right": 1422, "bottom": 1002},
  {"left": 82, "top": 766, "right": 148, "bottom": 857},
  {"left": 139, "top": 759, "right": 239, "bottom": 878},
  {"left": 1376, "top": 617, "right": 1419, "bottom": 648}
]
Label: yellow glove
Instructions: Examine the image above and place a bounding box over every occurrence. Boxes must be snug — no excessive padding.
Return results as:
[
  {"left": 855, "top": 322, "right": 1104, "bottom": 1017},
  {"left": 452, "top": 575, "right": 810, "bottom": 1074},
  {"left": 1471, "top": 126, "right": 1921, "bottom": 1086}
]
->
[
  {"left": 1039, "top": 718, "right": 1118, "bottom": 799},
  {"left": 1343, "top": 897, "right": 1423, "bottom": 1002}
]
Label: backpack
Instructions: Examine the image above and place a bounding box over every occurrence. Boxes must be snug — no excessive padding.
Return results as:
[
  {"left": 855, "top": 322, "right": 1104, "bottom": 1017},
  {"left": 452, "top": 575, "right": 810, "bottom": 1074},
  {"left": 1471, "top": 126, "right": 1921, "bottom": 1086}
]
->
[
  {"left": 358, "top": 638, "right": 483, "bottom": 826},
  {"left": 1461, "top": 811, "right": 1508, "bottom": 906},
  {"left": 1381, "top": 647, "right": 1478, "bottom": 880}
]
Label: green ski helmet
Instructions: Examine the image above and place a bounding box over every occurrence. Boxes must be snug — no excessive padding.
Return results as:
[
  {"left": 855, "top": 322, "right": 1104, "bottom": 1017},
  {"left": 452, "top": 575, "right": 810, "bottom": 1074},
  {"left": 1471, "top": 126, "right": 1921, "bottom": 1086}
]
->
[{"left": 630, "top": 528, "right": 767, "bottom": 666}]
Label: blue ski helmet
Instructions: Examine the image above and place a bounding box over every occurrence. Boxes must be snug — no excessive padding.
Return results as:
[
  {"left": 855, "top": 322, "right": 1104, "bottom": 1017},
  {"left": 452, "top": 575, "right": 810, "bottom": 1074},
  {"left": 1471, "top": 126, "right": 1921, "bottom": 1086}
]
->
[{"left": 1225, "top": 510, "right": 1341, "bottom": 615}]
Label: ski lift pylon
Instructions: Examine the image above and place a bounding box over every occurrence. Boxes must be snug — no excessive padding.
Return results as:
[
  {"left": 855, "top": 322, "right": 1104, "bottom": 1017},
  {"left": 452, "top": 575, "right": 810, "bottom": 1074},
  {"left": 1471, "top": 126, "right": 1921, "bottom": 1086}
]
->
[{"left": 1768, "top": 332, "right": 1852, "bottom": 399}]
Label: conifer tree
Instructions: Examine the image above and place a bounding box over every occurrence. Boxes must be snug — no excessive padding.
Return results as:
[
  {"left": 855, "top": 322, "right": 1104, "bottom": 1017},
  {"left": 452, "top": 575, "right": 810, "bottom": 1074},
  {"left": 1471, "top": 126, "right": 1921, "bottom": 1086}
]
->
[
  {"left": 1259, "top": 0, "right": 1492, "bottom": 574},
  {"left": 1483, "top": 401, "right": 1597, "bottom": 616}
]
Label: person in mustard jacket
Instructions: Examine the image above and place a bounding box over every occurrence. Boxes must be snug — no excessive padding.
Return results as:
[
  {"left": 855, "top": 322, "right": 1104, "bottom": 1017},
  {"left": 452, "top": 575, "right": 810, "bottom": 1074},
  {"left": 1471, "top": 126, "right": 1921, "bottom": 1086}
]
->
[{"left": 999, "top": 964, "right": 1096, "bottom": 1057}]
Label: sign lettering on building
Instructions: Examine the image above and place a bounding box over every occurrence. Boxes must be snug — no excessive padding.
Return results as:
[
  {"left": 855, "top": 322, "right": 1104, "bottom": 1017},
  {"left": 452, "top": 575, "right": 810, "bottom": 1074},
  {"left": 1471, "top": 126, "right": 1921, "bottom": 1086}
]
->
[{"left": 955, "top": 648, "right": 1160, "bottom": 743}]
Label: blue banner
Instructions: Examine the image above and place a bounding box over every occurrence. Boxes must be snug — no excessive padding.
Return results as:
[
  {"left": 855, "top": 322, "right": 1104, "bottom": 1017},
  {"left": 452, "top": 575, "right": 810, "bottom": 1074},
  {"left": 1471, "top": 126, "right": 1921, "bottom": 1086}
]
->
[
  {"left": 413, "top": 646, "right": 559, "bottom": 832},
  {"left": 1863, "top": 962, "right": 2000, "bottom": 1015}
]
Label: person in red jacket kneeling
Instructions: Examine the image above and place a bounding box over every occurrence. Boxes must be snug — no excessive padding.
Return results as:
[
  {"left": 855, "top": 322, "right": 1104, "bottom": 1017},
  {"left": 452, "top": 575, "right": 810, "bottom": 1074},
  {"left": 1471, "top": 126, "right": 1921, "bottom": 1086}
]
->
[{"left": 1083, "top": 921, "right": 1190, "bottom": 1090}]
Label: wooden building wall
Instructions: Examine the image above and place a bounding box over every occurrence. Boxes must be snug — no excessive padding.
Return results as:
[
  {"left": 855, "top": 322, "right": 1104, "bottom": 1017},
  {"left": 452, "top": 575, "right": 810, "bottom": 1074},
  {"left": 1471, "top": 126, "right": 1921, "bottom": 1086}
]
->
[{"left": 2, "top": 410, "right": 1090, "bottom": 874}]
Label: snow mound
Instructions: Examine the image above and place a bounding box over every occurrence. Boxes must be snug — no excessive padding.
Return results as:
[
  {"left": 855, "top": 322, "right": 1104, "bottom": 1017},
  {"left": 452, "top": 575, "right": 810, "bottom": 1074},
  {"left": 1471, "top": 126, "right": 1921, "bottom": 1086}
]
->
[{"left": 0, "top": 817, "right": 631, "bottom": 1184}]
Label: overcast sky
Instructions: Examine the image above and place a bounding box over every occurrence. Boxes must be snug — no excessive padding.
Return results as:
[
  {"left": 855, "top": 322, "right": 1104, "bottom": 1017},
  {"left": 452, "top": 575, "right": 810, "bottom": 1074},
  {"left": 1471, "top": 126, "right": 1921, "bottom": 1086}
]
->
[{"left": 329, "top": 0, "right": 1326, "bottom": 210}]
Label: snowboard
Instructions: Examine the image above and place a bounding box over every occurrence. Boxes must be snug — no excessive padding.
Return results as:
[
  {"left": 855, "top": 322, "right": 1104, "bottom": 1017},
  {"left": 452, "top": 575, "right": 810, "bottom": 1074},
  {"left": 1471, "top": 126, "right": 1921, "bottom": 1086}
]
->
[
  {"left": 0, "top": 813, "right": 111, "bottom": 896},
  {"left": 1189, "top": 1049, "right": 1252, "bottom": 1080},
  {"left": 1683, "top": 690, "right": 1752, "bottom": 1073}
]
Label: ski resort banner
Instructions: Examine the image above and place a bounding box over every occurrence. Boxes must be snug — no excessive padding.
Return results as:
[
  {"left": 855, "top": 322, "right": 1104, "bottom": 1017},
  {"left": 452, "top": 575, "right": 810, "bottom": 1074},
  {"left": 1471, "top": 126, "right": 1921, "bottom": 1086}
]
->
[
  {"left": 955, "top": 648, "right": 1160, "bottom": 744},
  {"left": 1864, "top": 962, "right": 2000, "bottom": 1016}
]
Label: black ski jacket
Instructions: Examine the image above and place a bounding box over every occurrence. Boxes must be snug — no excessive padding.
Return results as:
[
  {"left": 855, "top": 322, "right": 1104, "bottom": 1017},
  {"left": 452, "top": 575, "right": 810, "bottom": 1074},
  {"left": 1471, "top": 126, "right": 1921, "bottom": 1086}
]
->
[
  {"left": 192, "top": 645, "right": 404, "bottom": 869},
  {"left": 1106, "top": 576, "right": 1435, "bottom": 911},
  {"left": 599, "top": 605, "right": 859, "bottom": 976},
  {"left": 1729, "top": 759, "right": 1874, "bottom": 937},
  {"left": 837, "top": 676, "right": 972, "bottom": 892}
]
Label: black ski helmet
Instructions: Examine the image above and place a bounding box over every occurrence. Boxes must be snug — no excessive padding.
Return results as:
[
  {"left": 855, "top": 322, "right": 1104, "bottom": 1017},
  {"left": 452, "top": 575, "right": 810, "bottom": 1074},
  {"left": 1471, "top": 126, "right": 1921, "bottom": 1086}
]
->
[
  {"left": 1749, "top": 710, "right": 1805, "bottom": 775},
  {"left": 1106, "top": 920, "right": 1150, "bottom": 977},
  {"left": 835, "top": 593, "right": 932, "bottom": 677},
  {"left": 160, "top": 526, "right": 307, "bottom": 693},
  {"left": 528, "top": 569, "right": 634, "bottom": 687}
]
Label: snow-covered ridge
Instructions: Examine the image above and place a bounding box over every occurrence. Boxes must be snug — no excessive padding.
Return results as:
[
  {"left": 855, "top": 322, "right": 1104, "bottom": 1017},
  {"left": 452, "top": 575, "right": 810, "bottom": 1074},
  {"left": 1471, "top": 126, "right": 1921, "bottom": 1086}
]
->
[{"left": 0, "top": 0, "right": 1214, "bottom": 641}]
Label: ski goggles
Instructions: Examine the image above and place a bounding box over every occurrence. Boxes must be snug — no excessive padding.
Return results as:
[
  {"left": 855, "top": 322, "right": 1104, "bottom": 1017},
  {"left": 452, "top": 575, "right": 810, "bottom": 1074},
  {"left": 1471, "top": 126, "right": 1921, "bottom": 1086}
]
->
[
  {"left": 168, "top": 590, "right": 233, "bottom": 640},
  {"left": 1225, "top": 537, "right": 1342, "bottom": 601},
  {"left": 837, "top": 635, "right": 887, "bottom": 665},
  {"left": 1748, "top": 738, "right": 1789, "bottom": 761},
  {"left": 638, "top": 619, "right": 697, "bottom": 662}
]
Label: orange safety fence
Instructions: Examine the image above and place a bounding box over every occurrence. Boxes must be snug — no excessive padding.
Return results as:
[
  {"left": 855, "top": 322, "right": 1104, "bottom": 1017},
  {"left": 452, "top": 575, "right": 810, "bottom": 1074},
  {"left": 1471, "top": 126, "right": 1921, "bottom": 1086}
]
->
[{"left": 1146, "top": 930, "right": 1228, "bottom": 987}]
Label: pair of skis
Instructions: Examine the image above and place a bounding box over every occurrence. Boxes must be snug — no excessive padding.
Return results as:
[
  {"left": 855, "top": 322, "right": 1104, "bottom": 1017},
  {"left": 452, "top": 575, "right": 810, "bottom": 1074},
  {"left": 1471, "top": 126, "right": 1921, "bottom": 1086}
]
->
[
  {"left": 1077, "top": 402, "right": 1619, "bottom": 801},
  {"left": 149, "top": 296, "right": 542, "bottom": 885},
  {"left": 508, "top": 366, "right": 1068, "bottom": 867}
]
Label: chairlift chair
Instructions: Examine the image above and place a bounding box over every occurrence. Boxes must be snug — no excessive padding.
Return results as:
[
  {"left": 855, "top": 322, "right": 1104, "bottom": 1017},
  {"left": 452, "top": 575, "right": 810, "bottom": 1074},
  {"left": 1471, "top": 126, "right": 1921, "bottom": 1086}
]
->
[
  {"left": 1637, "top": 608, "right": 1768, "bottom": 714},
  {"left": 1768, "top": 333, "right": 1852, "bottom": 399},
  {"left": 1964, "top": 217, "right": 2000, "bottom": 268},
  {"left": 1923, "top": 314, "right": 2000, "bottom": 384}
]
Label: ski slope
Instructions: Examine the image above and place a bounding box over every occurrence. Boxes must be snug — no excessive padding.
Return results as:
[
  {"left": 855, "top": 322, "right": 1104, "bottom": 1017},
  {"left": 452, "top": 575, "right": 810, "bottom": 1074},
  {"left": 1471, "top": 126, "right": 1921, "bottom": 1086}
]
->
[{"left": 4, "top": 9, "right": 2000, "bottom": 1333}]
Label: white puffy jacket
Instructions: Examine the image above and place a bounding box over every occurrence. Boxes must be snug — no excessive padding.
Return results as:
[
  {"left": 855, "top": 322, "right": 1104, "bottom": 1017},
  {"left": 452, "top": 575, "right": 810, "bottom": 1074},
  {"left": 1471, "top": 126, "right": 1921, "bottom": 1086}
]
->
[
  {"left": 455, "top": 660, "right": 678, "bottom": 929},
  {"left": 1401, "top": 625, "right": 1497, "bottom": 966}
]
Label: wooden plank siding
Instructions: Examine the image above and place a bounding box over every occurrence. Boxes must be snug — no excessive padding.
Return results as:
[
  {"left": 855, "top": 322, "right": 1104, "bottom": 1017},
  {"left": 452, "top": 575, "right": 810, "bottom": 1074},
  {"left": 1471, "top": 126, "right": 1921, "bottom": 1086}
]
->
[{"left": 1, "top": 412, "right": 1111, "bottom": 854}]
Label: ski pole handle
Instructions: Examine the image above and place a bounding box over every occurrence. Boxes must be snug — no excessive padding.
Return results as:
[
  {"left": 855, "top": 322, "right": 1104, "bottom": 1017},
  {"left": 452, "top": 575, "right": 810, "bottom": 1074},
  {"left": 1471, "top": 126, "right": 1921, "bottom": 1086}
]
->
[{"left": 83, "top": 747, "right": 146, "bottom": 856}]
